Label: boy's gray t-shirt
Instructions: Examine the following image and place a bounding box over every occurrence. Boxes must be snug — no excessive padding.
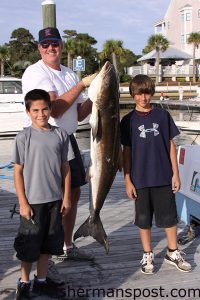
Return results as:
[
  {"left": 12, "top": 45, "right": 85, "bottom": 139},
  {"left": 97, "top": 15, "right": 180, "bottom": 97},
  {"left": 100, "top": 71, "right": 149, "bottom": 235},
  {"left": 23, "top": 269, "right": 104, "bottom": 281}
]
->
[{"left": 13, "top": 125, "right": 74, "bottom": 204}]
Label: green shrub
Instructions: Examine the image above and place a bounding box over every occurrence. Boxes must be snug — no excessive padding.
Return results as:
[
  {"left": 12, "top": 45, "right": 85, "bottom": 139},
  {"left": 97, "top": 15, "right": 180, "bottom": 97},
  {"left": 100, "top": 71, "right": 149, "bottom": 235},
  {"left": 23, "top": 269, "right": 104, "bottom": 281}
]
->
[{"left": 120, "top": 74, "right": 132, "bottom": 83}]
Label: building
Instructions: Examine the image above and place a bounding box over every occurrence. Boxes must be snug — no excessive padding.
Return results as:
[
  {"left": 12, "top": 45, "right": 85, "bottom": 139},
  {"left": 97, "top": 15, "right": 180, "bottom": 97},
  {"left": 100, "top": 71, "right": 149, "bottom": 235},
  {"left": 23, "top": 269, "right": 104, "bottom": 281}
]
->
[
  {"left": 128, "top": 0, "right": 200, "bottom": 81},
  {"left": 155, "top": 0, "right": 200, "bottom": 58}
]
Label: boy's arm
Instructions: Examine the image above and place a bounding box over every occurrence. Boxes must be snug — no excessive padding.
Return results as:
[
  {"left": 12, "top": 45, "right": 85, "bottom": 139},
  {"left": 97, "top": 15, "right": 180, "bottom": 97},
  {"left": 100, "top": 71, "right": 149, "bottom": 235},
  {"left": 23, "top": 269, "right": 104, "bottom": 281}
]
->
[
  {"left": 170, "top": 140, "right": 181, "bottom": 193},
  {"left": 61, "top": 161, "right": 71, "bottom": 216},
  {"left": 123, "top": 146, "right": 137, "bottom": 199},
  {"left": 14, "top": 164, "right": 33, "bottom": 219}
]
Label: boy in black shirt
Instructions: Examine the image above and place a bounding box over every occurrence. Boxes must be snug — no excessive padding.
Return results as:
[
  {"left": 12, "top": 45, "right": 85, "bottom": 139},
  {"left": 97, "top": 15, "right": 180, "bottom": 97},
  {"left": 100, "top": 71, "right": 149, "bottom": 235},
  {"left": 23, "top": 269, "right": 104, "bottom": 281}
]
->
[{"left": 120, "top": 75, "right": 191, "bottom": 274}]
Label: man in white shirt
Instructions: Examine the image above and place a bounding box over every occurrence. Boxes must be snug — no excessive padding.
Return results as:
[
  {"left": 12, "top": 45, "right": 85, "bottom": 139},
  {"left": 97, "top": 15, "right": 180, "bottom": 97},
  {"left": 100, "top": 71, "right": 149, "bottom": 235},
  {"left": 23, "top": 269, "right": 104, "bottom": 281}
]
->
[{"left": 22, "top": 27, "right": 96, "bottom": 261}]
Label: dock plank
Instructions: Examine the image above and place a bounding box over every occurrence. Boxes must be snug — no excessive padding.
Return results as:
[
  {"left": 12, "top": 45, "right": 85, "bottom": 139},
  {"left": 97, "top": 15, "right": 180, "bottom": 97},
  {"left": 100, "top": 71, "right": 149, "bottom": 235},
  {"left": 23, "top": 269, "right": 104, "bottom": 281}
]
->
[{"left": 0, "top": 143, "right": 200, "bottom": 300}]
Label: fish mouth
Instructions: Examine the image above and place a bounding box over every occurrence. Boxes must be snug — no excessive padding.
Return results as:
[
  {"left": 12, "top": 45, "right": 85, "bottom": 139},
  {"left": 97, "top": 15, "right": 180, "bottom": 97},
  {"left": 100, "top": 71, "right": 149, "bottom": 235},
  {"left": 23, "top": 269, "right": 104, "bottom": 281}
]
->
[{"left": 101, "top": 61, "right": 113, "bottom": 76}]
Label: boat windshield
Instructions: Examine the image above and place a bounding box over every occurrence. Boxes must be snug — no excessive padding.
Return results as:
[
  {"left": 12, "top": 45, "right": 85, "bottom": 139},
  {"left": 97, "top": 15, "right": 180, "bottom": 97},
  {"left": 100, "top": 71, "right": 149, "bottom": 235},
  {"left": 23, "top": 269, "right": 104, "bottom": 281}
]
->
[{"left": 0, "top": 80, "right": 22, "bottom": 94}]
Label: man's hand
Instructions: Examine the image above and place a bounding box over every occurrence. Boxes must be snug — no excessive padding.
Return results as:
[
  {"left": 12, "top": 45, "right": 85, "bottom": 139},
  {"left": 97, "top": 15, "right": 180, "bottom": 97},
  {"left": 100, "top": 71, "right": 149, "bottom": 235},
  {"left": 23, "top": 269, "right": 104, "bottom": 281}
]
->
[{"left": 82, "top": 73, "right": 98, "bottom": 88}]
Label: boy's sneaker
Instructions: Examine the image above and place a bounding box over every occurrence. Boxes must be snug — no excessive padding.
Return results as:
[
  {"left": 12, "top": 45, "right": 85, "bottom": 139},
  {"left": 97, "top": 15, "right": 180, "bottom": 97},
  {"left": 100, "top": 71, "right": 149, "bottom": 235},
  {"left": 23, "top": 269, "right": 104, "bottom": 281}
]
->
[
  {"left": 140, "top": 252, "right": 155, "bottom": 274},
  {"left": 16, "top": 279, "right": 31, "bottom": 300},
  {"left": 165, "top": 249, "right": 192, "bottom": 272},
  {"left": 32, "top": 275, "right": 66, "bottom": 298},
  {"left": 57, "top": 243, "right": 94, "bottom": 261}
]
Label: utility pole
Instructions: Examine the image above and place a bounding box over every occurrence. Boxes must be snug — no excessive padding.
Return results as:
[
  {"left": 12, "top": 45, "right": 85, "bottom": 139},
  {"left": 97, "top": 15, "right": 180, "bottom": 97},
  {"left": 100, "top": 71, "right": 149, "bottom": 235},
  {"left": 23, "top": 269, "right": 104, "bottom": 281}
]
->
[{"left": 42, "top": 0, "right": 56, "bottom": 28}]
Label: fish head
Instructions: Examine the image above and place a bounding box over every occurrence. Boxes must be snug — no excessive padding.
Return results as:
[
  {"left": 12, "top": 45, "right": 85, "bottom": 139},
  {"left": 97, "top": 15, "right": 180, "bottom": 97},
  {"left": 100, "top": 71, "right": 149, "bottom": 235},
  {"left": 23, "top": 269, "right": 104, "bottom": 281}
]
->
[{"left": 88, "top": 61, "right": 118, "bottom": 108}]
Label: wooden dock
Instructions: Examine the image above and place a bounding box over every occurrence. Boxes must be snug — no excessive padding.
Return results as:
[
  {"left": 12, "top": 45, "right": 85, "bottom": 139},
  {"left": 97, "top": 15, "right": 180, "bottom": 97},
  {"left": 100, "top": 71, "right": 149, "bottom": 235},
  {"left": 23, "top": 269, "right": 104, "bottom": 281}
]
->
[{"left": 0, "top": 141, "right": 200, "bottom": 300}]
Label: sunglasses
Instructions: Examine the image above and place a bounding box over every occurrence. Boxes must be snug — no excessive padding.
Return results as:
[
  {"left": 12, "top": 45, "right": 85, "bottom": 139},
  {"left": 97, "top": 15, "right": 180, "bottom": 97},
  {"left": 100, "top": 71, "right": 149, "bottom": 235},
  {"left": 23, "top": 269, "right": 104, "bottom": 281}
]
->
[{"left": 40, "top": 41, "right": 60, "bottom": 49}]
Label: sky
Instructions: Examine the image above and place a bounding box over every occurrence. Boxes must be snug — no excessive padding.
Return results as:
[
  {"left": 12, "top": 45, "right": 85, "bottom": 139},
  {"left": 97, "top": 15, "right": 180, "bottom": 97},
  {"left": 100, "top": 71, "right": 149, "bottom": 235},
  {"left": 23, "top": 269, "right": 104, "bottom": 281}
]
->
[{"left": 0, "top": 0, "right": 170, "bottom": 55}]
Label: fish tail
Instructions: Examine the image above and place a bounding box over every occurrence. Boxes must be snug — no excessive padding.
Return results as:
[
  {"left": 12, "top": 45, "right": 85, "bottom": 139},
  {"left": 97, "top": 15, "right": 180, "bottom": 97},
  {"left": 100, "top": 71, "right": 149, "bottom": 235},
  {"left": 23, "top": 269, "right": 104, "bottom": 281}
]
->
[{"left": 73, "top": 216, "right": 109, "bottom": 254}]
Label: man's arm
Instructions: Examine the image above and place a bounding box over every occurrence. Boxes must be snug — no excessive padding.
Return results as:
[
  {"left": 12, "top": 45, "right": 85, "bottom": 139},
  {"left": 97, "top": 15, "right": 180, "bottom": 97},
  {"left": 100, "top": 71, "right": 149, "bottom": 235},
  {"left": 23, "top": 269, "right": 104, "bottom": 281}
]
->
[
  {"left": 14, "top": 164, "right": 33, "bottom": 219},
  {"left": 50, "top": 73, "right": 97, "bottom": 119},
  {"left": 123, "top": 146, "right": 137, "bottom": 199},
  {"left": 170, "top": 140, "right": 181, "bottom": 193}
]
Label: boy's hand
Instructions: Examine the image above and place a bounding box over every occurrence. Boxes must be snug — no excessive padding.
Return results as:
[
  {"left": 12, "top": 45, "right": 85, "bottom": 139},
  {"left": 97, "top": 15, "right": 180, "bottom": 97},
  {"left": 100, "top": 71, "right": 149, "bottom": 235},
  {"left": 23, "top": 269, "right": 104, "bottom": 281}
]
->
[
  {"left": 172, "top": 174, "right": 181, "bottom": 193},
  {"left": 125, "top": 181, "right": 137, "bottom": 200},
  {"left": 61, "top": 200, "right": 71, "bottom": 217},
  {"left": 19, "top": 203, "right": 33, "bottom": 220}
]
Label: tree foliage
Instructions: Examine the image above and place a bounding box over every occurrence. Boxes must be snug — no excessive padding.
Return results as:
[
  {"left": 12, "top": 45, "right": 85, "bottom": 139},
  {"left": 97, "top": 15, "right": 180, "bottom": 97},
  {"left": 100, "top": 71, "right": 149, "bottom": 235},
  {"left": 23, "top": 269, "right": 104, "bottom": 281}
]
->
[
  {"left": 4, "top": 28, "right": 39, "bottom": 77},
  {"left": 8, "top": 28, "right": 38, "bottom": 63},
  {"left": 0, "top": 27, "right": 138, "bottom": 80},
  {"left": 188, "top": 32, "right": 200, "bottom": 83},
  {"left": 0, "top": 45, "right": 10, "bottom": 76},
  {"left": 144, "top": 34, "right": 169, "bottom": 84},
  {"left": 62, "top": 29, "right": 98, "bottom": 74},
  {"left": 62, "top": 29, "right": 77, "bottom": 41},
  {"left": 100, "top": 39, "right": 124, "bottom": 75}
]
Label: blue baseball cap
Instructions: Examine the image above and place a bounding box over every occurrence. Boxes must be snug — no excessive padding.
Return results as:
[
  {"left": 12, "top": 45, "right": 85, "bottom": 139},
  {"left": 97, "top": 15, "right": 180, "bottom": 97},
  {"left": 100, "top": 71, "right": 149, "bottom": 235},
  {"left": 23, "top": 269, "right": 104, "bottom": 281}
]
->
[{"left": 39, "top": 27, "right": 61, "bottom": 43}]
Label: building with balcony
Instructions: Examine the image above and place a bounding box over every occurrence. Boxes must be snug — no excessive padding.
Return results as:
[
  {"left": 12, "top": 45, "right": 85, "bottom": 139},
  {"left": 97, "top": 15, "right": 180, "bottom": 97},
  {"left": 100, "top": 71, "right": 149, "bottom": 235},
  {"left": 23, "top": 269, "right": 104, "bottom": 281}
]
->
[
  {"left": 154, "top": 0, "right": 200, "bottom": 58},
  {"left": 128, "top": 0, "right": 200, "bottom": 81}
]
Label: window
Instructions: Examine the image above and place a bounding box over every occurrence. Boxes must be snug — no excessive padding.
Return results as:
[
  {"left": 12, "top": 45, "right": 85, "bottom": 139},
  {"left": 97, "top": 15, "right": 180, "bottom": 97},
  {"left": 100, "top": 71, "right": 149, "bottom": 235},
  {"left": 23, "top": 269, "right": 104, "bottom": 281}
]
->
[
  {"left": 0, "top": 81, "right": 22, "bottom": 94},
  {"left": 198, "top": 9, "right": 200, "bottom": 18},
  {"left": 186, "top": 13, "right": 191, "bottom": 21},
  {"left": 181, "top": 35, "right": 185, "bottom": 44}
]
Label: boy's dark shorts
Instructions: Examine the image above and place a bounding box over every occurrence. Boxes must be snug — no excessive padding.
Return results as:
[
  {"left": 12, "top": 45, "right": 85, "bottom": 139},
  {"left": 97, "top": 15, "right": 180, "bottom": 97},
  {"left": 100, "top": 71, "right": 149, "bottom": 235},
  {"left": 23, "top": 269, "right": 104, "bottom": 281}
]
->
[
  {"left": 134, "top": 185, "right": 178, "bottom": 229},
  {"left": 14, "top": 200, "right": 64, "bottom": 263},
  {"left": 69, "top": 134, "right": 86, "bottom": 189}
]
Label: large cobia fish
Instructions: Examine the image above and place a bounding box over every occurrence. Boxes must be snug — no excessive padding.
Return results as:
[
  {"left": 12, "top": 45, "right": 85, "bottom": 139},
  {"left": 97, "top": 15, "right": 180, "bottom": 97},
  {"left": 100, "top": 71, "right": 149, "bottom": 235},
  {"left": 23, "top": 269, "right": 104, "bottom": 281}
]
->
[{"left": 74, "top": 61, "right": 122, "bottom": 253}]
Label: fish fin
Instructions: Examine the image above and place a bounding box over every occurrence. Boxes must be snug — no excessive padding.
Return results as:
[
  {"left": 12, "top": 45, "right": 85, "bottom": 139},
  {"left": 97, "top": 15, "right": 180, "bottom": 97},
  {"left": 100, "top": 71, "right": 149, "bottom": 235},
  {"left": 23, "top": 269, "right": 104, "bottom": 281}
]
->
[
  {"left": 74, "top": 216, "right": 109, "bottom": 254},
  {"left": 89, "top": 107, "right": 101, "bottom": 140},
  {"left": 118, "top": 145, "right": 123, "bottom": 172}
]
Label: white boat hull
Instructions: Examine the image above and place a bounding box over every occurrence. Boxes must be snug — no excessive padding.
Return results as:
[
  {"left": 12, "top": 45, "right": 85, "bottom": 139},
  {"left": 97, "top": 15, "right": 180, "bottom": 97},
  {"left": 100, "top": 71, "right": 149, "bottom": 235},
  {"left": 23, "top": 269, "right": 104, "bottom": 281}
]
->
[{"left": 176, "top": 145, "right": 200, "bottom": 225}]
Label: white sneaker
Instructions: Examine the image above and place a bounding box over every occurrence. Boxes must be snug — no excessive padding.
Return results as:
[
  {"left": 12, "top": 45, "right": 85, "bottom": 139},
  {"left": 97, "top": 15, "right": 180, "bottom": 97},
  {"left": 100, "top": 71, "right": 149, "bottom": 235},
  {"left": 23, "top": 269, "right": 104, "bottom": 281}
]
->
[
  {"left": 165, "top": 249, "right": 192, "bottom": 272},
  {"left": 140, "top": 252, "right": 155, "bottom": 274}
]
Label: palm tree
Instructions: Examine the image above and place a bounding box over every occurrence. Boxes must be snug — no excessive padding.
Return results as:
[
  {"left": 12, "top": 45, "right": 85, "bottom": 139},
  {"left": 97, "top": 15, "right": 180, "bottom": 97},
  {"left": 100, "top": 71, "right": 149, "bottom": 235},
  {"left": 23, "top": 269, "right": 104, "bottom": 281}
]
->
[
  {"left": 0, "top": 45, "right": 9, "bottom": 76},
  {"left": 188, "top": 32, "right": 200, "bottom": 83},
  {"left": 145, "top": 34, "right": 169, "bottom": 84},
  {"left": 64, "top": 39, "right": 78, "bottom": 68},
  {"left": 62, "top": 30, "right": 97, "bottom": 72},
  {"left": 100, "top": 39, "right": 124, "bottom": 74},
  {"left": 10, "top": 60, "right": 31, "bottom": 77},
  {"left": 62, "top": 29, "right": 77, "bottom": 42}
]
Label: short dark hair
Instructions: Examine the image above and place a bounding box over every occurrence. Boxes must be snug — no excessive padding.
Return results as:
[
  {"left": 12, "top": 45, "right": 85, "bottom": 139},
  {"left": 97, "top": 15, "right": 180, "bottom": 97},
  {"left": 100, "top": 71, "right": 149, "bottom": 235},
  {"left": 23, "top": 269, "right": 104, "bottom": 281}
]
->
[
  {"left": 25, "top": 89, "right": 51, "bottom": 111},
  {"left": 129, "top": 75, "right": 155, "bottom": 97}
]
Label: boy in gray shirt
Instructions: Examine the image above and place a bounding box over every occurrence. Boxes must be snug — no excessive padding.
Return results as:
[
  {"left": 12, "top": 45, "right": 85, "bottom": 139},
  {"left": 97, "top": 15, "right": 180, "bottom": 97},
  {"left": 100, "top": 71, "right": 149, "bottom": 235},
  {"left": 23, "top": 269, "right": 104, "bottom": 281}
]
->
[{"left": 13, "top": 89, "right": 73, "bottom": 299}]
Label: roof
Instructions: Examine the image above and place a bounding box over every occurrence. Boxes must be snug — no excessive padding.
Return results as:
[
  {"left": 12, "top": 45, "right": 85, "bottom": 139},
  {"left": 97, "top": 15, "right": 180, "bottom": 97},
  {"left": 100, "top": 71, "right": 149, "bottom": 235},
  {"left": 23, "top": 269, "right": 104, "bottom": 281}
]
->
[{"left": 137, "top": 46, "right": 192, "bottom": 62}]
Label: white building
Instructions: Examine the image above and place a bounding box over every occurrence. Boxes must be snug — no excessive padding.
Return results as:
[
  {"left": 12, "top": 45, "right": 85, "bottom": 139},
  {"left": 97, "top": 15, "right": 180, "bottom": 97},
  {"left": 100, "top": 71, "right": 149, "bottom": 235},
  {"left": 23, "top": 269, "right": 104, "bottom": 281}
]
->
[
  {"left": 128, "top": 0, "right": 200, "bottom": 81},
  {"left": 155, "top": 0, "right": 200, "bottom": 58}
]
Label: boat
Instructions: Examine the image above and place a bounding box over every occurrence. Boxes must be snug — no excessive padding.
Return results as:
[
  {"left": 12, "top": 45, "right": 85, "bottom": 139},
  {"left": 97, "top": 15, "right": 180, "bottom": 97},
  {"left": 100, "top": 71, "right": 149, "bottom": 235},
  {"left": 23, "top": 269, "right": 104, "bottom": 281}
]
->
[
  {"left": 0, "top": 77, "right": 90, "bottom": 136},
  {"left": 0, "top": 76, "right": 23, "bottom": 104},
  {"left": 0, "top": 77, "right": 25, "bottom": 135},
  {"left": 176, "top": 145, "right": 200, "bottom": 243},
  {"left": 175, "top": 121, "right": 200, "bottom": 132}
]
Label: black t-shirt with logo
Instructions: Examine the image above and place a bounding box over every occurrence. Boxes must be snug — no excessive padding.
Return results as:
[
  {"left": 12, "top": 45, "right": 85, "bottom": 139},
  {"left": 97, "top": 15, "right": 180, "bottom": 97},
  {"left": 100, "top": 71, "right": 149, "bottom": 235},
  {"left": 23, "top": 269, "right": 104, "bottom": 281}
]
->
[{"left": 120, "top": 107, "right": 180, "bottom": 189}]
